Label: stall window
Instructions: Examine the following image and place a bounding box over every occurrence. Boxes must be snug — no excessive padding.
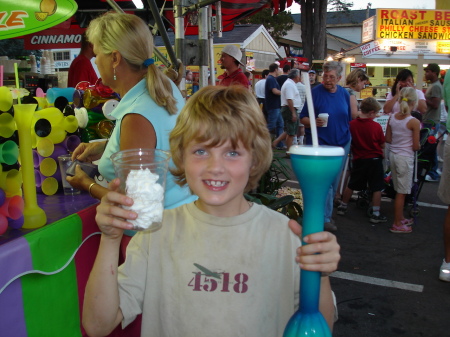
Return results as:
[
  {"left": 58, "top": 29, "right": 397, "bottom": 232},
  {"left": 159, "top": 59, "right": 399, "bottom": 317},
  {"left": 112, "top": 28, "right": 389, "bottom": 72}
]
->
[
  {"left": 367, "top": 66, "right": 375, "bottom": 77},
  {"left": 53, "top": 51, "right": 71, "bottom": 61},
  {"left": 383, "top": 67, "right": 405, "bottom": 78}
]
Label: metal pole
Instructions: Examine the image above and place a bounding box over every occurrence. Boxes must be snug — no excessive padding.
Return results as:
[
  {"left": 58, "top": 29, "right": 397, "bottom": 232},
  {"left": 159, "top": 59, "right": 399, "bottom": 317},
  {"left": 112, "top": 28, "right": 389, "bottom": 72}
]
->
[
  {"left": 216, "top": 0, "right": 222, "bottom": 38},
  {"left": 198, "top": 5, "right": 209, "bottom": 88},
  {"left": 208, "top": 5, "right": 216, "bottom": 86},
  {"left": 145, "top": 0, "right": 178, "bottom": 68},
  {"left": 174, "top": 0, "right": 185, "bottom": 93},
  {"left": 106, "top": 0, "right": 125, "bottom": 13},
  {"left": 153, "top": 48, "right": 171, "bottom": 67},
  {"left": 183, "top": 0, "right": 218, "bottom": 13}
]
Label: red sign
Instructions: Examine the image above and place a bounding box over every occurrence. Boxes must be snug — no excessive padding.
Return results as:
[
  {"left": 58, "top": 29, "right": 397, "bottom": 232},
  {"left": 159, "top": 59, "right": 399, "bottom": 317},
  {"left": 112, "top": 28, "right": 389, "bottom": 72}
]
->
[
  {"left": 23, "top": 28, "right": 85, "bottom": 50},
  {"left": 350, "top": 63, "right": 367, "bottom": 68}
]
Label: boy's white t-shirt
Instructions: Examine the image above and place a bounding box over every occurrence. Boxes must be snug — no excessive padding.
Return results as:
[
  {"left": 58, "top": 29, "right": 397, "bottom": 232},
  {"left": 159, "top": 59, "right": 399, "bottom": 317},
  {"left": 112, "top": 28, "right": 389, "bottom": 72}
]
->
[{"left": 118, "top": 202, "right": 301, "bottom": 337}]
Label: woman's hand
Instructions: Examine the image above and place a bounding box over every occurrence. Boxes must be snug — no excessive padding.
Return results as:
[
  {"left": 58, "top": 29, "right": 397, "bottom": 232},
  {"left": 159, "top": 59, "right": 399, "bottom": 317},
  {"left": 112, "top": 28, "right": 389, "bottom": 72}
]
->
[
  {"left": 95, "top": 178, "right": 137, "bottom": 240},
  {"left": 289, "top": 220, "right": 340, "bottom": 274},
  {"left": 66, "top": 165, "right": 92, "bottom": 190},
  {"left": 71, "top": 141, "right": 107, "bottom": 162}
]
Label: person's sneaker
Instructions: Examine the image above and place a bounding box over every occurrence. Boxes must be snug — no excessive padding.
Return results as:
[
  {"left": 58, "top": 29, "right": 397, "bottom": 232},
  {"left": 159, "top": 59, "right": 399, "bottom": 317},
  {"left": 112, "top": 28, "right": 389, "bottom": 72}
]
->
[
  {"left": 389, "top": 223, "right": 412, "bottom": 233},
  {"left": 425, "top": 174, "right": 439, "bottom": 182},
  {"left": 438, "top": 156, "right": 444, "bottom": 163},
  {"left": 337, "top": 205, "right": 347, "bottom": 215},
  {"left": 437, "top": 168, "right": 442, "bottom": 176},
  {"left": 324, "top": 221, "right": 337, "bottom": 232},
  {"left": 439, "top": 259, "right": 450, "bottom": 282},
  {"left": 369, "top": 214, "right": 388, "bottom": 223},
  {"left": 333, "top": 197, "right": 342, "bottom": 208}
]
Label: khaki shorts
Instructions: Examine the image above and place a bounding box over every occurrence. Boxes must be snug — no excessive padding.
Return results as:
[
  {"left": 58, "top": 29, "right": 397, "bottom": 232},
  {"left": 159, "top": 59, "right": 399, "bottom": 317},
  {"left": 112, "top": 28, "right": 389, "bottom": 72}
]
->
[
  {"left": 438, "top": 137, "right": 450, "bottom": 204},
  {"left": 389, "top": 152, "right": 414, "bottom": 194}
]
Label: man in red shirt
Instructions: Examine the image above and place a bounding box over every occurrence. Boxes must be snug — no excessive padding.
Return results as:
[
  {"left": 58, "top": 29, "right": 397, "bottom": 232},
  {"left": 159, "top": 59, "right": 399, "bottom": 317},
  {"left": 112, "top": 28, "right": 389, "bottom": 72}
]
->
[
  {"left": 67, "top": 33, "right": 98, "bottom": 88},
  {"left": 217, "top": 45, "right": 249, "bottom": 88}
]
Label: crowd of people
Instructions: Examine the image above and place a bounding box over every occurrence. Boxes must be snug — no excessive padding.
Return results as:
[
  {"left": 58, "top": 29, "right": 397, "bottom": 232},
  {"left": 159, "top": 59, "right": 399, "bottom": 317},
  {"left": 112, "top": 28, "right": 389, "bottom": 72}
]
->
[
  {"left": 67, "top": 12, "right": 449, "bottom": 336},
  {"left": 233, "top": 58, "right": 449, "bottom": 280}
]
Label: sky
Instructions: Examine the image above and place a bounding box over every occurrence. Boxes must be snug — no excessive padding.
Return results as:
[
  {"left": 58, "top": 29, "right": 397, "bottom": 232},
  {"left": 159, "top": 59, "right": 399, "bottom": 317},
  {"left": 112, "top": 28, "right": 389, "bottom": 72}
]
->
[{"left": 288, "top": 0, "right": 436, "bottom": 13}]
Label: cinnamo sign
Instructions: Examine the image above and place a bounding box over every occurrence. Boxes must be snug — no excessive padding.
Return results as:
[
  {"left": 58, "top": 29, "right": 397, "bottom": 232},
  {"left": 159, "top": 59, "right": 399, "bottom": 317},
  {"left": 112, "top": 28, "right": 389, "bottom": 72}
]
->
[{"left": 24, "top": 28, "right": 84, "bottom": 49}]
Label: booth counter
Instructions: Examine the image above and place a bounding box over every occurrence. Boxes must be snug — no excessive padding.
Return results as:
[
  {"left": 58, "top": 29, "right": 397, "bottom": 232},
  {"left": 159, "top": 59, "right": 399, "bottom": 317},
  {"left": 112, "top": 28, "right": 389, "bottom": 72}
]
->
[{"left": 0, "top": 193, "right": 140, "bottom": 337}]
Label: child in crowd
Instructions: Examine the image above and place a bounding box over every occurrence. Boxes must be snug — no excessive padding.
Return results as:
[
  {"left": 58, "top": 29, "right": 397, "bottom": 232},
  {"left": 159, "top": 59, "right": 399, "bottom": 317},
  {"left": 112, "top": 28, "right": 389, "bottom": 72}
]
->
[
  {"left": 337, "top": 97, "right": 387, "bottom": 223},
  {"left": 82, "top": 86, "right": 340, "bottom": 337},
  {"left": 385, "top": 87, "right": 421, "bottom": 233}
]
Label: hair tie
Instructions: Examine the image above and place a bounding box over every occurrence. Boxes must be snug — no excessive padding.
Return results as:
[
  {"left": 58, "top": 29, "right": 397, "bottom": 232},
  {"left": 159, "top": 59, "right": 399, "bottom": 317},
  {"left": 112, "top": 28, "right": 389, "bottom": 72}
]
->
[
  {"left": 402, "top": 98, "right": 408, "bottom": 101},
  {"left": 143, "top": 58, "right": 155, "bottom": 67}
]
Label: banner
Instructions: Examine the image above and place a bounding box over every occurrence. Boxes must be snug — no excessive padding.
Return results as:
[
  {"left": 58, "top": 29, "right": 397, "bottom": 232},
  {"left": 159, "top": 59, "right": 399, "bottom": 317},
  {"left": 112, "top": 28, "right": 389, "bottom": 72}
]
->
[
  {"left": 376, "top": 8, "right": 450, "bottom": 40},
  {"left": 0, "top": 0, "right": 77, "bottom": 40},
  {"left": 360, "top": 41, "right": 380, "bottom": 57},
  {"left": 23, "top": 28, "right": 85, "bottom": 50},
  {"left": 362, "top": 16, "right": 375, "bottom": 43}
]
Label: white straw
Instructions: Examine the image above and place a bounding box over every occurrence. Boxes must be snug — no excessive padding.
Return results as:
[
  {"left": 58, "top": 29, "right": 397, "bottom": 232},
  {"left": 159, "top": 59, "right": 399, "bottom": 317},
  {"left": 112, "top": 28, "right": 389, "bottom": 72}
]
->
[{"left": 301, "top": 71, "right": 319, "bottom": 147}]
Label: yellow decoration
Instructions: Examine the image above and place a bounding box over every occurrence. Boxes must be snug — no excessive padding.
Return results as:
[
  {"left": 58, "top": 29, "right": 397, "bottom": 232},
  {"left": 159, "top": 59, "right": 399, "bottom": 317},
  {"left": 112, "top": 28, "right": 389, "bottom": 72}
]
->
[
  {"left": 13, "top": 104, "right": 47, "bottom": 229},
  {"left": 39, "top": 0, "right": 57, "bottom": 15}
]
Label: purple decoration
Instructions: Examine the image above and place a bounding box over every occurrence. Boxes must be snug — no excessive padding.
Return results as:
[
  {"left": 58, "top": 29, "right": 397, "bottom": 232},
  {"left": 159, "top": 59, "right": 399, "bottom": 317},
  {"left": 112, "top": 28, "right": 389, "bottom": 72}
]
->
[
  {"left": 0, "top": 188, "right": 6, "bottom": 206},
  {"left": 52, "top": 165, "right": 62, "bottom": 182},
  {"left": 0, "top": 237, "right": 33, "bottom": 337},
  {"left": 8, "top": 215, "right": 24, "bottom": 229},
  {"left": 35, "top": 169, "right": 45, "bottom": 188},
  {"left": 32, "top": 149, "right": 40, "bottom": 168},
  {"left": 49, "top": 144, "right": 68, "bottom": 161},
  {"left": 62, "top": 135, "right": 81, "bottom": 153}
]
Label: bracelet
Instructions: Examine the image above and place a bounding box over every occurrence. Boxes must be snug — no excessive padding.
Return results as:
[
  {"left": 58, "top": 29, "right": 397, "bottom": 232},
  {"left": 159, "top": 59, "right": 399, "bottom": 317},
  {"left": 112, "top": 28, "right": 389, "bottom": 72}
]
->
[{"left": 88, "top": 182, "right": 97, "bottom": 198}]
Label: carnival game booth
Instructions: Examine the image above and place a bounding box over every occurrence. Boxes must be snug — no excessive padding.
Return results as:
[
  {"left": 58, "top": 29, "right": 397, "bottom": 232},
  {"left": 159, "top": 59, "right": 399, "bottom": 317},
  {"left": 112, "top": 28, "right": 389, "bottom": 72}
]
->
[
  {"left": 0, "top": 2, "right": 123, "bottom": 335},
  {"left": 0, "top": 84, "right": 136, "bottom": 336}
]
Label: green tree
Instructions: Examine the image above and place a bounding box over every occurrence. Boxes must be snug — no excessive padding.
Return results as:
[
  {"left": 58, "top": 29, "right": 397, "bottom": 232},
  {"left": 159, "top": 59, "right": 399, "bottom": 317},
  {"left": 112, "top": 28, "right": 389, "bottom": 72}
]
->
[
  {"left": 295, "top": 0, "right": 353, "bottom": 63},
  {"left": 328, "top": 0, "right": 353, "bottom": 11},
  {"left": 237, "top": 9, "right": 294, "bottom": 43}
]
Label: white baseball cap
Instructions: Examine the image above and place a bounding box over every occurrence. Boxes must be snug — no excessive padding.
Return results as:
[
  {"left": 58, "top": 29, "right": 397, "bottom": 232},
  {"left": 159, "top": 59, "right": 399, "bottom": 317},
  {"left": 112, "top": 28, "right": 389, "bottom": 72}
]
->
[{"left": 221, "top": 45, "right": 245, "bottom": 66}]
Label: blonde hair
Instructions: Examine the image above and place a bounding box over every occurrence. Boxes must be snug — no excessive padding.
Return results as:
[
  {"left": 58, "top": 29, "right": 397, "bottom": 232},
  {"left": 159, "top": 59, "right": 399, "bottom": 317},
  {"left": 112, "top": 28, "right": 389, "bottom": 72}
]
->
[
  {"left": 398, "top": 87, "right": 417, "bottom": 115},
  {"left": 346, "top": 68, "right": 369, "bottom": 88},
  {"left": 86, "top": 12, "right": 178, "bottom": 115},
  {"left": 170, "top": 85, "right": 272, "bottom": 192}
]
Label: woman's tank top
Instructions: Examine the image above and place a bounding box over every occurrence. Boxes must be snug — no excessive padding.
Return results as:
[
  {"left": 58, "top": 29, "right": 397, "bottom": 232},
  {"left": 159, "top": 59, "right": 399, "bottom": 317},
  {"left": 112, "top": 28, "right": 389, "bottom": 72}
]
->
[{"left": 389, "top": 113, "right": 415, "bottom": 157}]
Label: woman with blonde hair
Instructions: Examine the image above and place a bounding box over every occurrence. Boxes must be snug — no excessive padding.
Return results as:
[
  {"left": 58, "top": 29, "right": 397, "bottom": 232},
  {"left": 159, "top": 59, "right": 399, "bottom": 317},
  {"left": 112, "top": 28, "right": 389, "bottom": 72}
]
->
[
  {"left": 345, "top": 68, "right": 369, "bottom": 119},
  {"left": 385, "top": 87, "right": 421, "bottom": 233},
  {"left": 68, "top": 12, "right": 196, "bottom": 213}
]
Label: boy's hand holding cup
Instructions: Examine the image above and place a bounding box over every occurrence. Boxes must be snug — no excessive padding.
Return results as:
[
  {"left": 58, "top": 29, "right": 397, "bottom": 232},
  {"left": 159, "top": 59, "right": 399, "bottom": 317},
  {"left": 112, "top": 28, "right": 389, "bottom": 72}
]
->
[{"left": 318, "top": 113, "right": 329, "bottom": 127}]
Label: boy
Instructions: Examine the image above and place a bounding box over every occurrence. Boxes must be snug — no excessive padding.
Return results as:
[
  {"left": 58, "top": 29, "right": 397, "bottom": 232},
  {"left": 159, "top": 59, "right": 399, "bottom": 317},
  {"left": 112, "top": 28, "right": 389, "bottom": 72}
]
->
[
  {"left": 337, "top": 97, "right": 387, "bottom": 223},
  {"left": 83, "top": 86, "right": 340, "bottom": 337}
]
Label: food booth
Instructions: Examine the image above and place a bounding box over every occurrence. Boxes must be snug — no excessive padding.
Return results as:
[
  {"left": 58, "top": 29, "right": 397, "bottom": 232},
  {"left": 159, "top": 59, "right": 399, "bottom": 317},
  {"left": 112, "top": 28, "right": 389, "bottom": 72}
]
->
[{"left": 334, "top": 8, "right": 450, "bottom": 104}]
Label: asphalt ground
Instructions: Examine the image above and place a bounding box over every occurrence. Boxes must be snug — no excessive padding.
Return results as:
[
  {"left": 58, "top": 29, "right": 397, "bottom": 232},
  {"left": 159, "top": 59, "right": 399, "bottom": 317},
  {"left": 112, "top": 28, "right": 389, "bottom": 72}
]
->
[{"left": 277, "top": 151, "right": 449, "bottom": 337}]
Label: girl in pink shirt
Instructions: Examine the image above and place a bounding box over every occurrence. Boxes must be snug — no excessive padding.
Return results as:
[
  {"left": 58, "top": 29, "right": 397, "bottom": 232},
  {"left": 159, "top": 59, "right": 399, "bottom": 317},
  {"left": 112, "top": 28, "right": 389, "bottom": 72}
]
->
[{"left": 385, "top": 87, "right": 421, "bottom": 233}]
